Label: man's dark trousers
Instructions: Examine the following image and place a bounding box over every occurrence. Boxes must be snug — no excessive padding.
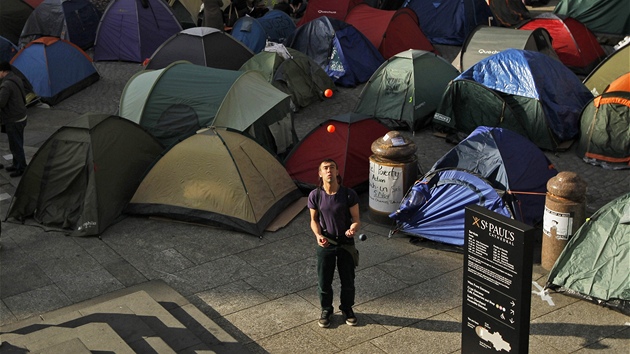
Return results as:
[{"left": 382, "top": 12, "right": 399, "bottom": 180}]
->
[{"left": 317, "top": 244, "right": 355, "bottom": 312}]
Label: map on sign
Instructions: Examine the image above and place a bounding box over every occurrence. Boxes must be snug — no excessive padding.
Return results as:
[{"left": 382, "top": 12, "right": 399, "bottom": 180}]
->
[{"left": 475, "top": 326, "right": 512, "bottom": 352}]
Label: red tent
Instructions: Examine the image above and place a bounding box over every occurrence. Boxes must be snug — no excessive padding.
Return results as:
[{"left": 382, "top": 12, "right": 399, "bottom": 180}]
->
[
  {"left": 519, "top": 14, "right": 606, "bottom": 75},
  {"left": 22, "top": 0, "right": 44, "bottom": 7},
  {"left": 297, "top": 0, "right": 361, "bottom": 26},
  {"left": 283, "top": 113, "right": 390, "bottom": 190},
  {"left": 344, "top": 4, "right": 437, "bottom": 59}
]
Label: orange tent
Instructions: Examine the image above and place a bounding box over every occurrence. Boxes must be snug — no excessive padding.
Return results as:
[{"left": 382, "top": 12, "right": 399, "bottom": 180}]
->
[{"left": 604, "top": 72, "right": 630, "bottom": 93}]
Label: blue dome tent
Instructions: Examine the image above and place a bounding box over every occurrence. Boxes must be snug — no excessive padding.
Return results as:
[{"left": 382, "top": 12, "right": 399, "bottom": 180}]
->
[
  {"left": 390, "top": 126, "right": 559, "bottom": 246},
  {"left": 231, "top": 16, "right": 267, "bottom": 53},
  {"left": 431, "top": 126, "right": 558, "bottom": 226},
  {"left": 11, "top": 36, "right": 99, "bottom": 105},
  {"left": 390, "top": 168, "right": 513, "bottom": 246}
]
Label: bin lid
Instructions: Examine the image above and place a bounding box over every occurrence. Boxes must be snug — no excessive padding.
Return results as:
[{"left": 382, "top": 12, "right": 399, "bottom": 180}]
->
[{"left": 371, "top": 131, "right": 417, "bottom": 160}]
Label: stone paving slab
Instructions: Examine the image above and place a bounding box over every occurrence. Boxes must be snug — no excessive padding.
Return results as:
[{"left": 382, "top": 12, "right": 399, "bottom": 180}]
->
[
  {"left": 2, "top": 322, "right": 135, "bottom": 353},
  {"left": 224, "top": 294, "right": 319, "bottom": 342},
  {"left": 196, "top": 280, "right": 270, "bottom": 317},
  {"left": 371, "top": 313, "right": 461, "bottom": 354},
  {"left": 530, "top": 300, "right": 630, "bottom": 352},
  {"left": 33, "top": 337, "right": 93, "bottom": 354}
]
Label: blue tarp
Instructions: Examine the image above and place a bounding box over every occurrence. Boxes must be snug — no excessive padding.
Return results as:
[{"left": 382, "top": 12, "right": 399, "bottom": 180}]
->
[
  {"left": 390, "top": 168, "right": 512, "bottom": 246},
  {"left": 457, "top": 49, "right": 593, "bottom": 141}
]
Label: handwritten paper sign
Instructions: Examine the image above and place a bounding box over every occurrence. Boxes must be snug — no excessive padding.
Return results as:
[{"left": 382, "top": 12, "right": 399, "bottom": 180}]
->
[{"left": 368, "top": 160, "right": 404, "bottom": 213}]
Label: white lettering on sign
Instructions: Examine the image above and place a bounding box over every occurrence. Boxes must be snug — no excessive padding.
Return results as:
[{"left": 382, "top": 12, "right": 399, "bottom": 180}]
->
[{"left": 369, "top": 161, "right": 404, "bottom": 213}]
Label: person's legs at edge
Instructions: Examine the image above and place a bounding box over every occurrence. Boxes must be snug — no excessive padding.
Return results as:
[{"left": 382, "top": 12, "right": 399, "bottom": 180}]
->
[{"left": 5, "top": 120, "right": 26, "bottom": 173}]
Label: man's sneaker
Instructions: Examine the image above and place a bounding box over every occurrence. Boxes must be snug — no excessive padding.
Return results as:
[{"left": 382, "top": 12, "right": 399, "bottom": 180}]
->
[
  {"left": 342, "top": 308, "right": 357, "bottom": 326},
  {"left": 318, "top": 310, "right": 332, "bottom": 328}
]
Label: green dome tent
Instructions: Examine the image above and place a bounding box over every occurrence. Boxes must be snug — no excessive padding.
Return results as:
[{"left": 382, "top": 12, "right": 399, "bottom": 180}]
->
[
  {"left": 119, "top": 61, "right": 296, "bottom": 156},
  {"left": 546, "top": 192, "right": 630, "bottom": 315},
  {"left": 576, "top": 91, "right": 630, "bottom": 170},
  {"left": 554, "top": 0, "right": 630, "bottom": 39},
  {"left": 239, "top": 48, "right": 336, "bottom": 110},
  {"left": 5, "top": 114, "right": 165, "bottom": 237},
  {"left": 353, "top": 49, "right": 459, "bottom": 130}
]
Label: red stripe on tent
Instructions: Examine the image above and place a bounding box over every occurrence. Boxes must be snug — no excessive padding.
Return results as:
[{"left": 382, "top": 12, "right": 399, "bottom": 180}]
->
[
  {"left": 28, "top": 37, "right": 95, "bottom": 62},
  {"left": 584, "top": 152, "right": 630, "bottom": 164}
]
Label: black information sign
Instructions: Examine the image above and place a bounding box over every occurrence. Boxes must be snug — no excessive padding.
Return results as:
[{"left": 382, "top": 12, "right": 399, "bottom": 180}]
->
[{"left": 461, "top": 205, "right": 535, "bottom": 353}]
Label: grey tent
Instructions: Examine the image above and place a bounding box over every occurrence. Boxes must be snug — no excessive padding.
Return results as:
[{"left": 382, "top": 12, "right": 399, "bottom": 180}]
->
[
  {"left": 168, "top": 0, "right": 198, "bottom": 29},
  {"left": 19, "top": 0, "right": 101, "bottom": 50},
  {"left": 457, "top": 25, "right": 559, "bottom": 72},
  {"left": 546, "top": 192, "right": 630, "bottom": 315},
  {"left": 5, "top": 114, "right": 165, "bottom": 236},
  {"left": 144, "top": 27, "right": 254, "bottom": 70}
]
